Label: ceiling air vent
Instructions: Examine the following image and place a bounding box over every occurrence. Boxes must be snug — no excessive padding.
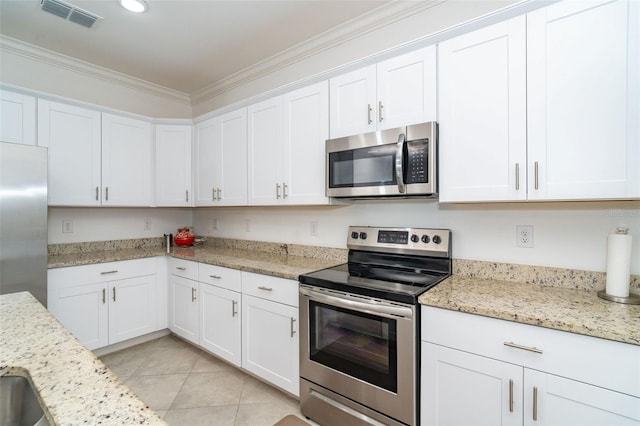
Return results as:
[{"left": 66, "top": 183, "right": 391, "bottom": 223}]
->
[{"left": 40, "top": 0, "right": 102, "bottom": 29}]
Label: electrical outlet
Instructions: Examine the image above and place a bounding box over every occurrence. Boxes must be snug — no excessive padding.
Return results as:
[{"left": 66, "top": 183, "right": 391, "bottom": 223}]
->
[
  {"left": 62, "top": 220, "right": 73, "bottom": 233},
  {"left": 144, "top": 218, "right": 152, "bottom": 230},
  {"left": 517, "top": 225, "right": 534, "bottom": 248},
  {"left": 310, "top": 221, "right": 318, "bottom": 236},
  {"left": 210, "top": 218, "right": 218, "bottom": 231}
]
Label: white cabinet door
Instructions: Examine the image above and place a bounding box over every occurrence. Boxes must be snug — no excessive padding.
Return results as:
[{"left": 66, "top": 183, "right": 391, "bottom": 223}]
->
[
  {"left": 524, "top": 369, "right": 640, "bottom": 426},
  {"left": 48, "top": 282, "right": 109, "bottom": 350},
  {"left": 438, "top": 16, "right": 527, "bottom": 202},
  {"left": 247, "top": 96, "right": 283, "bottom": 205},
  {"left": 169, "top": 274, "right": 199, "bottom": 344},
  {"left": 242, "top": 294, "right": 299, "bottom": 396},
  {"left": 194, "top": 109, "right": 247, "bottom": 206},
  {"left": 108, "top": 275, "right": 157, "bottom": 345},
  {"left": 282, "top": 81, "right": 329, "bottom": 205},
  {"left": 38, "top": 100, "right": 102, "bottom": 206},
  {"left": 329, "top": 65, "right": 377, "bottom": 138},
  {"left": 376, "top": 46, "right": 437, "bottom": 130},
  {"left": 200, "top": 283, "right": 241, "bottom": 366},
  {"left": 0, "top": 89, "right": 36, "bottom": 145},
  {"left": 421, "top": 342, "right": 522, "bottom": 426},
  {"left": 101, "top": 113, "right": 153, "bottom": 206},
  {"left": 155, "top": 124, "right": 192, "bottom": 207},
  {"left": 527, "top": 0, "right": 640, "bottom": 200}
]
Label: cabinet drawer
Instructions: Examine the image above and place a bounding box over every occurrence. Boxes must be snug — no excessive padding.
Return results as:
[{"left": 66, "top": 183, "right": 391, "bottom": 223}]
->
[
  {"left": 168, "top": 258, "right": 198, "bottom": 280},
  {"left": 421, "top": 306, "right": 640, "bottom": 397},
  {"left": 198, "top": 263, "right": 241, "bottom": 292},
  {"left": 241, "top": 272, "right": 298, "bottom": 307},
  {"left": 48, "top": 257, "right": 157, "bottom": 289}
]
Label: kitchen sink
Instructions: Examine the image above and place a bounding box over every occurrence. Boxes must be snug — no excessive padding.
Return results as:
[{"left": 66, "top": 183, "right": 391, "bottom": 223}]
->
[{"left": 0, "top": 375, "right": 49, "bottom": 426}]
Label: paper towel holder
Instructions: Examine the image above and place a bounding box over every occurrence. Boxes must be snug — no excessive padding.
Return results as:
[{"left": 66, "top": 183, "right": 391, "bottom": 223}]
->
[{"left": 597, "top": 290, "right": 640, "bottom": 304}]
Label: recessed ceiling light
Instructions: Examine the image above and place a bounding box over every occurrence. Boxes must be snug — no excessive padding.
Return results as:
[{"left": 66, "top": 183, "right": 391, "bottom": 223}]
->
[{"left": 120, "top": 0, "right": 147, "bottom": 13}]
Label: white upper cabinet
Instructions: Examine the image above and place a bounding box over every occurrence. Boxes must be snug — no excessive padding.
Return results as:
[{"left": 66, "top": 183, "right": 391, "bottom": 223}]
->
[
  {"left": 195, "top": 108, "right": 248, "bottom": 206},
  {"left": 38, "top": 99, "right": 102, "bottom": 206},
  {"left": 439, "top": 0, "right": 639, "bottom": 202},
  {"left": 101, "top": 113, "right": 153, "bottom": 206},
  {"left": 0, "top": 89, "right": 36, "bottom": 145},
  {"left": 438, "top": 16, "right": 527, "bottom": 202},
  {"left": 329, "top": 46, "right": 437, "bottom": 138},
  {"left": 248, "top": 81, "right": 329, "bottom": 205},
  {"left": 155, "top": 124, "right": 192, "bottom": 207},
  {"left": 527, "top": 0, "right": 640, "bottom": 200}
]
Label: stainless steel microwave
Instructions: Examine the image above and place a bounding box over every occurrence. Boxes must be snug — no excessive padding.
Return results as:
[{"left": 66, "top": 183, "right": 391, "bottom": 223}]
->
[{"left": 326, "top": 122, "right": 437, "bottom": 198}]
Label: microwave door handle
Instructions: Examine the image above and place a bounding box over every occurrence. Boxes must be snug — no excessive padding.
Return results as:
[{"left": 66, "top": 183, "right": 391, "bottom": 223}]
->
[{"left": 395, "top": 133, "right": 406, "bottom": 193}]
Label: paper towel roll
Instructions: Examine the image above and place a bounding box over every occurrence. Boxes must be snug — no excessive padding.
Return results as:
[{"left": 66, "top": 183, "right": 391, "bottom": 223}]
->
[{"left": 605, "top": 227, "right": 632, "bottom": 297}]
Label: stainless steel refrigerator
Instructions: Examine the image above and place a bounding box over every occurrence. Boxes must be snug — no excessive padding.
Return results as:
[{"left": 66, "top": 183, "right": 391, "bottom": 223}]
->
[{"left": 0, "top": 141, "right": 48, "bottom": 306}]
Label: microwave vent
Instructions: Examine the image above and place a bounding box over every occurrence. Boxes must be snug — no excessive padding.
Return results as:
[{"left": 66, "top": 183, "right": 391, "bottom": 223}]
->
[{"left": 40, "top": 0, "right": 101, "bottom": 28}]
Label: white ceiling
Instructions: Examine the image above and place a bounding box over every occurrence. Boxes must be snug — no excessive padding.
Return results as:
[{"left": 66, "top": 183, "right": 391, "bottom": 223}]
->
[{"left": 0, "top": 0, "right": 392, "bottom": 95}]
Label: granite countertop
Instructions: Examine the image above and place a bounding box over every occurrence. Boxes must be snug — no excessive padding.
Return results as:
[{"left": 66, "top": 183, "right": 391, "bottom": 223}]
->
[
  {"left": 419, "top": 275, "right": 640, "bottom": 346},
  {"left": 48, "top": 245, "right": 344, "bottom": 281},
  {"left": 0, "top": 292, "right": 166, "bottom": 425}
]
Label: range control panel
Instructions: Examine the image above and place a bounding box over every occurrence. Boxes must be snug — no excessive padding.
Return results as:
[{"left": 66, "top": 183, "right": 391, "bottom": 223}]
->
[{"left": 347, "top": 226, "right": 451, "bottom": 257}]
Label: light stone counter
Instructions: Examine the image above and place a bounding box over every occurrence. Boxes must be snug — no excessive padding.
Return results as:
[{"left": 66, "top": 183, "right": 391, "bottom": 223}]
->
[
  {"left": 0, "top": 292, "right": 166, "bottom": 425},
  {"left": 419, "top": 275, "right": 640, "bottom": 346}
]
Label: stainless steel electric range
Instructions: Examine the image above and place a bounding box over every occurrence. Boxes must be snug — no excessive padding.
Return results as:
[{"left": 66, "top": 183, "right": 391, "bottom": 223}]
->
[{"left": 298, "top": 226, "right": 452, "bottom": 426}]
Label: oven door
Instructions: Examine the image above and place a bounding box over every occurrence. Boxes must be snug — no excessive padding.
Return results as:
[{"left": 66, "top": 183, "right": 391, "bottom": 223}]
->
[{"left": 299, "top": 285, "right": 417, "bottom": 426}]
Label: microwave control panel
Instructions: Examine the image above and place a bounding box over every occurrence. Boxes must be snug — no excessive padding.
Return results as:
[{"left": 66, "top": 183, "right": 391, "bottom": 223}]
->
[{"left": 405, "top": 139, "right": 429, "bottom": 184}]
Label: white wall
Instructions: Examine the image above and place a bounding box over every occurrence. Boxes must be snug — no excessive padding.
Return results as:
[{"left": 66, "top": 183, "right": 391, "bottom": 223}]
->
[
  {"left": 48, "top": 207, "right": 193, "bottom": 244},
  {"left": 193, "top": 200, "right": 640, "bottom": 274}
]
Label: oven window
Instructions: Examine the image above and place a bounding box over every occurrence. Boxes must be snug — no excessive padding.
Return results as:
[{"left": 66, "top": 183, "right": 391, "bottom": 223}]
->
[
  {"left": 329, "top": 144, "right": 396, "bottom": 188},
  {"left": 309, "top": 300, "right": 397, "bottom": 393}
]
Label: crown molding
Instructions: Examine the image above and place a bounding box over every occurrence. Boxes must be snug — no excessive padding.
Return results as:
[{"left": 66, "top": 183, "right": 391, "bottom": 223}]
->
[
  {"left": 189, "top": 0, "right": 445, "bottom": 104},
  {"left": 0, "top": 35, "right": 191, "bottom": 105}
]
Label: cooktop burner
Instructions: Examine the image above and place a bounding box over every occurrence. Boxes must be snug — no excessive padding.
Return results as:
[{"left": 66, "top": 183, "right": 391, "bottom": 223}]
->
[{"left": 299, "top": 226, "right": 452, "bottom": 305}]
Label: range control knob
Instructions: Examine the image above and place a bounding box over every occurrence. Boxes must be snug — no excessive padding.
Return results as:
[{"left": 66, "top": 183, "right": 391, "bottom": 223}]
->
[
  {"left": 351, "top": 232, "right": 359, "bottom": 239},
  {"left": 359, "top": 232, "right": 368, "bottom": 240},
  {"left": 421, "top": 235, "right": 430, "bottom": 244},
  {"left": 410, "top": 234, "right": 419, "bottom": 243},
  {"left": 432, "top": 235, "right": 442, "bottom": 244}
]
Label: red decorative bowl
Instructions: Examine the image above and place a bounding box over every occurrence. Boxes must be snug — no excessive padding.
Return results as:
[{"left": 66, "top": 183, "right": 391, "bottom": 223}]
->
[{"left": 174, "top": 228, "right": 195, "bottom": 246}]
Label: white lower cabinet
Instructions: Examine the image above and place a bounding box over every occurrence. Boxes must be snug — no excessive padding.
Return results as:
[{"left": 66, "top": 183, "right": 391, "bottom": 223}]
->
[
  {"left": 241, "top": 272, "right": 299, "bottom": 396},
  {"left": 47, "top": 258, "right": 160, "bottom": 350},
  {"left": 168, "top": 258, "right": 199, "bottom": 345},
  {"left": 421, "top": 306, "right": 640, "bottom": 426}
]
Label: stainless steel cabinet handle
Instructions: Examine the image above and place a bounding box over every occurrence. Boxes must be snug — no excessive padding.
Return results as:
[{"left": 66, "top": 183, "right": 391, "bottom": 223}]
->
[
  {"left": 367, "top": 104, "right": 373, "bottom": 124},
  {"left": 96, "top": 186, "right": 99, "bottom": 201},
  {"left": 186, "top": 189, "right": 189, "bottom": 202},
  {"left": 232, "top": 300, "right": 238, "bottom": 317},
  {"left": 105, "top": 187, "right": 109, "bottom": 201},
  {"left": 258, "top": 286, "right": 273, "bottom": 292},
  {"left": 209, "top": 275, "right": 221, "bottom": 279},
  {"left": 378, "top": 101, "right": 383, "bottom": 122},
  {"left": 176, "top": 266, "right": 187, "bottom": 271},
  {"left": 100, "top": 270, "right": 118, "bottom": 275},
  {"left": 212, "top": 188, "right": 215, "bottom": 201},
  {"left": 112, "top": 287, "right": 116, "bottom": 302},
  {"left": 216, "top": 188, "right": 222, "bottom": 201},
  {"left": 534, "top": 161, "right": 539, "bottom": 190},
  {"left": 509, "top": 379, "right": 514, "bottom": 412},
  {"left": 102, "top": 288, "right": 106, "bottom": 304},
  {"left": 276, "top": 183, "right": 281, "bottom": 199},
  {"left": 504, "top": 341, "right": 543, "bottom": 354},
  {"left": 515, "top": 163, "right": 520, "bottom": 190},
  {"left": 282, "top": 182, "right": 288, "bottom": 199},
  {"left": 191, "top": 287, "right": 197, "bottom": 302},
  {"left": 533, "top": 386, "right": 538, "bottom": 421},
  {"left": 290, "top": 317, "right": 296, "bottom": 337}
]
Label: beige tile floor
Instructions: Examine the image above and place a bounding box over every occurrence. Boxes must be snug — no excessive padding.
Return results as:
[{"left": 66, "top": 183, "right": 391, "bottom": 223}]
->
[{"left": 99, "top": 334, "right": 310, "bottom": 426}]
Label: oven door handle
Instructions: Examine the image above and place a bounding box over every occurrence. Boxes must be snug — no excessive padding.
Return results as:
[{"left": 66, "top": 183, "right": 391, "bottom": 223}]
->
[
  {"left": 300, "top": 286, "right": 413, "bottom": 319},
  {"left": 395, "top": 133, "right": 406, "bottom": 194}
]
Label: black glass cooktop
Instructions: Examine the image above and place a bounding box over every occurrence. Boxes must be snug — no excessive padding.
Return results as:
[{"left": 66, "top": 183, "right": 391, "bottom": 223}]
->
[{"left": 299, "top": 250, "right": 451, "bottom": 305}]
